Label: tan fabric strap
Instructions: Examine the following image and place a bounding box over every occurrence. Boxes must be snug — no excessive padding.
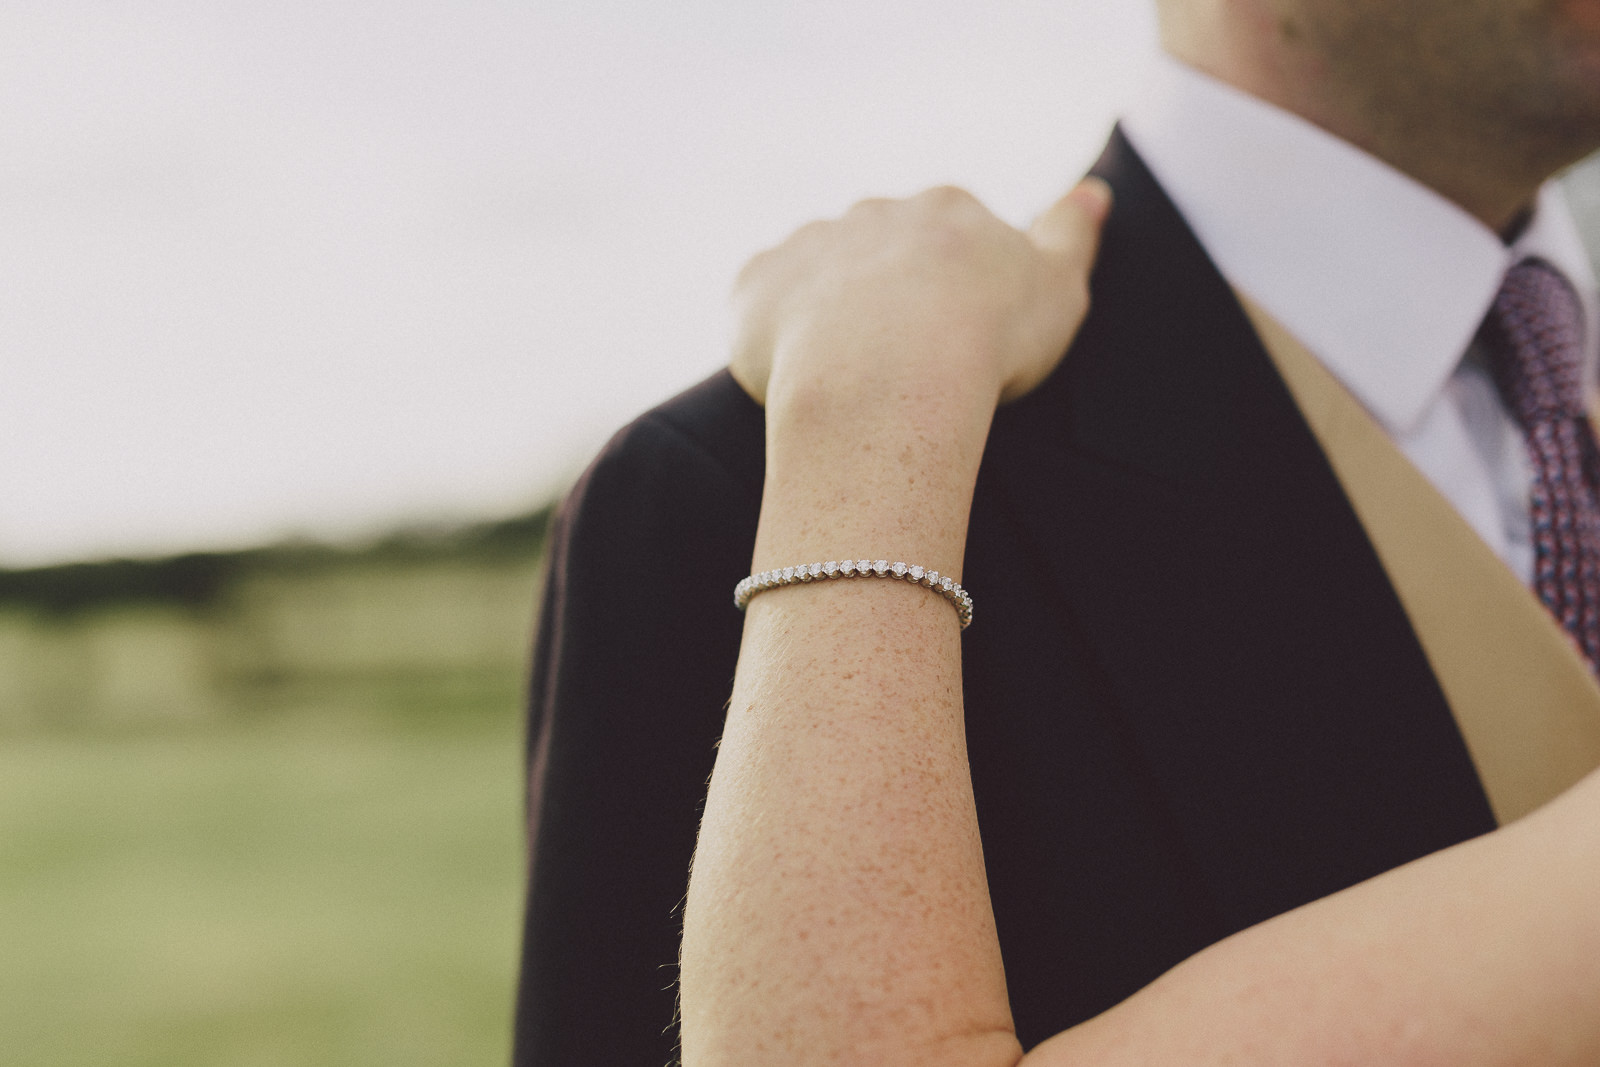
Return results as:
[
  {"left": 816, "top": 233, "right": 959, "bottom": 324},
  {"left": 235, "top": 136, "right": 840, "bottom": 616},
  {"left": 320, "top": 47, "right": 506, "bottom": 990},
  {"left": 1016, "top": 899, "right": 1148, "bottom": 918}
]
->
[{"left": 1240, "top": 296, "right": 1600, "bottom": 824}]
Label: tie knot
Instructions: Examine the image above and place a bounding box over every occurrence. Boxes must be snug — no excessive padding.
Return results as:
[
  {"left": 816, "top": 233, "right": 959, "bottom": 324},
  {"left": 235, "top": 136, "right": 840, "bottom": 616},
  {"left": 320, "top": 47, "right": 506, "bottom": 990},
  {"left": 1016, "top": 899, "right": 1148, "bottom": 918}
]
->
[{"left": 1487, "top": 258, "right": 1587, "bottom": 426}]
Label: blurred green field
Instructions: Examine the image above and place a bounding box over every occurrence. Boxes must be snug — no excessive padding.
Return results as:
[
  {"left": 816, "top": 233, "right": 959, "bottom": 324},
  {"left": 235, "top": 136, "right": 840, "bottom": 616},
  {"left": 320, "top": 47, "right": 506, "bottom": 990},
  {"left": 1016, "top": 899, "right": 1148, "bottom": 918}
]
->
[{"left": 0, "top": 520, "right": 547, "bottom": 1066}]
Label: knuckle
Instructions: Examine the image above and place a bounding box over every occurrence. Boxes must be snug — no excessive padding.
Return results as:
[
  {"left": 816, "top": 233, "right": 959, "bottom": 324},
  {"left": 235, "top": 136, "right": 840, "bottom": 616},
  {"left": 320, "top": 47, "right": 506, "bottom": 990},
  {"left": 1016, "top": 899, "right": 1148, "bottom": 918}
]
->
[
  {"left": 844, "top": 196, "right": 894, "bottom": 218},
  {"left": 788, "top": 218, "right": 833, "bottom": 248},
  {"left": 917, "top": 184, "right": 979, "bottom": 210},
  {"left": 732, "top": 247, "right": 778, "bottom": 295},
  {"left": 909, "top": 186, "right": 1004, "bottom": 250},
  {"left": 735, "top": 218, "right": 834, "bottom": 290}
]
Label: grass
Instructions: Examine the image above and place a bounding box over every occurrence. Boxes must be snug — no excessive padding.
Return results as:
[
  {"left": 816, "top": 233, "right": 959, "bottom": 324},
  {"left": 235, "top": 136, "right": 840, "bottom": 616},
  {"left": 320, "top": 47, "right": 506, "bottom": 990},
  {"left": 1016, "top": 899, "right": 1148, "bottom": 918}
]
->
[
  {"left": 0, "top": 540, "right": 547, "bottom": 1065},
  {"left": 0, "top": 701, "right": 527, "bottom": 1067}
]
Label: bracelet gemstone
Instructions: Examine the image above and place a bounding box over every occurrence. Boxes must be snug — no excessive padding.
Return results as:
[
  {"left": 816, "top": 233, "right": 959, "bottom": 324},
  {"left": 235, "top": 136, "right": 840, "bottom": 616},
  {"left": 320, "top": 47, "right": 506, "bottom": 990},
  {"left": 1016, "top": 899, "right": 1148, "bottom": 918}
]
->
[{"left": 733, "top": 560, "right": 973, "bottom": 630}]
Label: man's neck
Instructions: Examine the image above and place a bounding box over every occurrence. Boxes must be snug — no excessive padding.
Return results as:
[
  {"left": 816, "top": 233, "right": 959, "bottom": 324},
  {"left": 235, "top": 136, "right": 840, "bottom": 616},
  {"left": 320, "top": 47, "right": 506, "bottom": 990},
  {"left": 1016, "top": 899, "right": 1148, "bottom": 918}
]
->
[{"left": 1171, "top": 47, "right": 1547, "bottom": 235}]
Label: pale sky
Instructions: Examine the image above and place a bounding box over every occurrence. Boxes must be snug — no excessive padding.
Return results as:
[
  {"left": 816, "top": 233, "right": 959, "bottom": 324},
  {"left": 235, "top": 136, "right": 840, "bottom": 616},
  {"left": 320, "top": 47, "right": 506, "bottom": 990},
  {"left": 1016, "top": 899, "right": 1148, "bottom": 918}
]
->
[{"left": 0, "top": 1, "right": 1159, "bottom": 566}]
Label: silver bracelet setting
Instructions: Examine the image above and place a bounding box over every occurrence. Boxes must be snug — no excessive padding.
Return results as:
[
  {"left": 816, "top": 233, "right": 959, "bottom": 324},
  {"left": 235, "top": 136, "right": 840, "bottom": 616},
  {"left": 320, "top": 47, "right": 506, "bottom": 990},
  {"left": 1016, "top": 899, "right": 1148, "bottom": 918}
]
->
[{"left": 734, "top": 559, "right": 973, "bottom": 630}]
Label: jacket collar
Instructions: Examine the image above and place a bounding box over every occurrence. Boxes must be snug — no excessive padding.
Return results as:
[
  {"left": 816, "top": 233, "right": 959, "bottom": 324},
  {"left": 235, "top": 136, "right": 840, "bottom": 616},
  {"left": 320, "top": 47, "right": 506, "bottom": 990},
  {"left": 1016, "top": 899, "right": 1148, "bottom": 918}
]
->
[{"left": 976, "top": 127, "right": 1497, "bottom": 931}]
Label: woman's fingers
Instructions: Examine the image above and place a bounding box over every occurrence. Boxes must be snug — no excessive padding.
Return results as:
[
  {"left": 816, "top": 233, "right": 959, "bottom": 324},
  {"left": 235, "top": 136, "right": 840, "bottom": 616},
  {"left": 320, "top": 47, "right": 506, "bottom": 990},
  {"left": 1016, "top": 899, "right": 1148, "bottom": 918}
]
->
[{"left": 729, "top": 179, "right": 1112, "bottom": 410}]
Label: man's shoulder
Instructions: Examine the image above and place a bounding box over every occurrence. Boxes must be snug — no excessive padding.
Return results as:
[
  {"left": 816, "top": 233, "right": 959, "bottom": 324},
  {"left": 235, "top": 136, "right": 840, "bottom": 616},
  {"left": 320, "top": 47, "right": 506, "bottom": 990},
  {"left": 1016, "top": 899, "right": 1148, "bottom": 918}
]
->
[
  {"left": 551, "top": 368, "right": 765, "bottom": 577},
  {"left": 580, "top": 368, "right": 765, "bottom": 503}
]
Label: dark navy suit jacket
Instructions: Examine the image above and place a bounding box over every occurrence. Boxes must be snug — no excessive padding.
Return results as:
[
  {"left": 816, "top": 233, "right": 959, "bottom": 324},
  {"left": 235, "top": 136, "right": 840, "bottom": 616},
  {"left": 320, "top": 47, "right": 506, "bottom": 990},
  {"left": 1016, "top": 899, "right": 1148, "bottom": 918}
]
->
[{"left": 511, "top": 129, "right": 1496, "bottom": 1066}]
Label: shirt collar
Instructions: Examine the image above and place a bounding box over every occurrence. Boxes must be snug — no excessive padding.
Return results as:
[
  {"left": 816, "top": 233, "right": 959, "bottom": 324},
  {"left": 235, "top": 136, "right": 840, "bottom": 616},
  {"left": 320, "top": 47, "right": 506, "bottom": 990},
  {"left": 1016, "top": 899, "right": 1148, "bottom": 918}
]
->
[{"left": 1120, "top": 53, "right": 1598, "bottom": 435}]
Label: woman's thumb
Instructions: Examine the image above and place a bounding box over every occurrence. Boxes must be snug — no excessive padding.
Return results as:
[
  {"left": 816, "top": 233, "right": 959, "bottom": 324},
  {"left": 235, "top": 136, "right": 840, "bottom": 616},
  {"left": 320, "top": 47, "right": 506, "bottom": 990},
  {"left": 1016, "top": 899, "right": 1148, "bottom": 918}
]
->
[{"left": 1027, "top": 176, "right": 1112, "bottom": 270}]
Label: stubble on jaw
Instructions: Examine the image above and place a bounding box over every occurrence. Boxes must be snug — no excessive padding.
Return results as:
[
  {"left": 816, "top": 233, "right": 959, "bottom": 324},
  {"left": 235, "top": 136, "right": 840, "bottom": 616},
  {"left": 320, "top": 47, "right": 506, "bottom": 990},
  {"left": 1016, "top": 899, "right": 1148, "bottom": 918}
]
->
[{"left": 1169, "top": 0, "right": 1600, "bottom": 230}]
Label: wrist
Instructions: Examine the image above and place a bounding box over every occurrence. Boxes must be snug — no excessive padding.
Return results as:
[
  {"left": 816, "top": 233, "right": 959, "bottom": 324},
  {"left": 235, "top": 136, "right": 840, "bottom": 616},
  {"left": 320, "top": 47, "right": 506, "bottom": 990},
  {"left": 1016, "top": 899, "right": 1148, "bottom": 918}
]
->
[
  {"left": 754, "top": 394, "right": 989, "bottom": 580},
  {"left": 763, "top": 307, "right": 1007, "bottom": 422},
  {"left": 751, "top": 316, "right": 1007, "bottom": 579}
]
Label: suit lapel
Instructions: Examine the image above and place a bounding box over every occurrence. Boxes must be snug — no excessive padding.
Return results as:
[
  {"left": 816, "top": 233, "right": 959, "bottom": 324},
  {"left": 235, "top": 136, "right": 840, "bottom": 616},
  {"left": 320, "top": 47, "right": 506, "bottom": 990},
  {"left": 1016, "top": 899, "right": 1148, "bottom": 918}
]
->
[{"left": 978, "top": 129, "right": 1496, "bottom": 931}]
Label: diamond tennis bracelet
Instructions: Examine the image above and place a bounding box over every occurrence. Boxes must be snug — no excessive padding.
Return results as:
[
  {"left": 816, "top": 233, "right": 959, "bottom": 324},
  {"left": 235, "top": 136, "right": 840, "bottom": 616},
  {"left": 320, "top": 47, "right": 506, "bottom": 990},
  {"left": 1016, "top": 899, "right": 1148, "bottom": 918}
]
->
[{"left": 733, "top": 559, "right": 973, "bottom": 630}]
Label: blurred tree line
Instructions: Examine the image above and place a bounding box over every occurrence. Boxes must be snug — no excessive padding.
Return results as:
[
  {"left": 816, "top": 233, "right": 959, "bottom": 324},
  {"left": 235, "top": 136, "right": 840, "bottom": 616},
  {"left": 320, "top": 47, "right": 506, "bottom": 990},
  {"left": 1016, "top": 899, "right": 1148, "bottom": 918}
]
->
[{"left": 0, "top": 505, "right": 553, "bottom": 731}]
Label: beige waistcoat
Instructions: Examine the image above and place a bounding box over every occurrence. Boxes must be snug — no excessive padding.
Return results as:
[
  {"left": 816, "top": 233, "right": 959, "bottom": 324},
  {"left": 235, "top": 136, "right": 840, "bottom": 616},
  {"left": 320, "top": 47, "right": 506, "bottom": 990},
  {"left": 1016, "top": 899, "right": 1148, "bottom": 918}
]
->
[{"left": 1240, "top": 297, "right": 1600, "bottom": 824}]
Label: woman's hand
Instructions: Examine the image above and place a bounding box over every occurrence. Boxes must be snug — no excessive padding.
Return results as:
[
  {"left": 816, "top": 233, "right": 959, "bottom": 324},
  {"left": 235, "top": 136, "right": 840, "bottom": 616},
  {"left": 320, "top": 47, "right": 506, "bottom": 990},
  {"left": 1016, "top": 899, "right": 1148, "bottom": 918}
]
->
[
  {"left": 727, "top": 179, "right": 1111, "bottom": 584},
  {"left": 729, "top": 179, "right": 1112, "bottom": 413}
]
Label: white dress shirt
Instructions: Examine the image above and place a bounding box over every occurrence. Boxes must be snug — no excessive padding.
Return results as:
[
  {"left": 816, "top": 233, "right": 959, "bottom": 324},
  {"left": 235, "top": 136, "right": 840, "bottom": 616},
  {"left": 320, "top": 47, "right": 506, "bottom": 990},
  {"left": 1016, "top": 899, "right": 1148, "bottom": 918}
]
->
[{"left": 1120, "top": 54, "right": 1600, "bottom": 585}]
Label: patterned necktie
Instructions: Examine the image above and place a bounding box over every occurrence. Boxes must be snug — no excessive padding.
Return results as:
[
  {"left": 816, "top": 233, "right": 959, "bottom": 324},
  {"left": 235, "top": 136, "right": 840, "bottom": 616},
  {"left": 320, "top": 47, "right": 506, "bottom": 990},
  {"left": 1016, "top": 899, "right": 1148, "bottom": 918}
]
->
[{"left": 1484, "top": 257, "right": 1600, "bottom": 672}]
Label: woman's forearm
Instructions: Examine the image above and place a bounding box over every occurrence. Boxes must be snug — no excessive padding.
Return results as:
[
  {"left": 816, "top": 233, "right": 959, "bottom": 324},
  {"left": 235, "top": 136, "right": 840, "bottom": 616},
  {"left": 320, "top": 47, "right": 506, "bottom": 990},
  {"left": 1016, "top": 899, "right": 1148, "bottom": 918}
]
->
[
  {"left": 680, "top": 381, "right": 1019, "bottom": 1067},
  {"left": 1036, "top": 768, "right": 1600, "bottom": 1066}
]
